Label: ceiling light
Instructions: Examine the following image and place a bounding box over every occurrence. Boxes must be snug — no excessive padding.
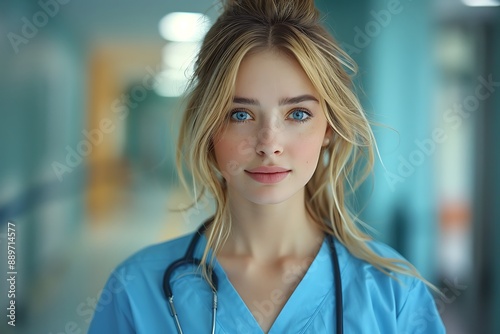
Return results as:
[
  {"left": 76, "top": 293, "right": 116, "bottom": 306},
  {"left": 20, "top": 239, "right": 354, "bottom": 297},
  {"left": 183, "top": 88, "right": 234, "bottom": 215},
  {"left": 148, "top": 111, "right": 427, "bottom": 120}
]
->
[
  {"left": 162, "top": 42, "right": 200, "bottom": 71},
  {"left": 159, "top": 12, "right": 211, "bottom": 42},
  {"left": 462, "top": 0, "right": 500, "bottom": 7},
  {"left": 155, "top": 69, "right": 190, "bottom": 97}
]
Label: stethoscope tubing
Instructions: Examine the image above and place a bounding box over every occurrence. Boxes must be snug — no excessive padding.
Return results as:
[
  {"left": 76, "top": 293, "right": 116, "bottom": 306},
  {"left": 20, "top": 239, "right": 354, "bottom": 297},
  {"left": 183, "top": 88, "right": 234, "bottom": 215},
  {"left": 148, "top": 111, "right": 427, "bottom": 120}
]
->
[
  {"left": 328, "top": 231, "right": 343, "bottom": 333},
  {"left": 163, "top": 217, "right": 343, "bottom": 333}
]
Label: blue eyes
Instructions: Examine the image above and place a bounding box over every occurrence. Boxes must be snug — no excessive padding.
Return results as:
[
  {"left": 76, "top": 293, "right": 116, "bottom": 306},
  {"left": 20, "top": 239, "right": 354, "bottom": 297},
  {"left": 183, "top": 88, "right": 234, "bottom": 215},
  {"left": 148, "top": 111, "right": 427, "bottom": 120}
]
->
[
  {"left": 232, "top": 110, "right": 252, "bottom": 122},
  {"left": 230, "top": 109, "right": 312, "bottom": 123},
  {"left": 290, "top": 110, "right": 310, "bottom": 121}
]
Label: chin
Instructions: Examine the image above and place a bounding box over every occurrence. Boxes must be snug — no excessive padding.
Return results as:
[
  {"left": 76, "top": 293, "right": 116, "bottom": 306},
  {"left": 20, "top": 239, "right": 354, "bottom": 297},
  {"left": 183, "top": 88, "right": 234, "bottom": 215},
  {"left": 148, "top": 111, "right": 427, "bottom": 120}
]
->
[
  {"left": 245, "top": 190, "right": 297, "bottom": 206},
  {"left": 250, "top": 197, "right": 288, "bottom": 206}
]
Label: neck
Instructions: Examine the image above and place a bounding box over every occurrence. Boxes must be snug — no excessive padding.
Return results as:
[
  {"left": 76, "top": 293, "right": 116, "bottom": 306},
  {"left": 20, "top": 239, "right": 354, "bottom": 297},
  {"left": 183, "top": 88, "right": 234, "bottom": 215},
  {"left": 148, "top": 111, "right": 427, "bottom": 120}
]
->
[{"left": 216, "top": 189, "right": 324, "bottom": 262}]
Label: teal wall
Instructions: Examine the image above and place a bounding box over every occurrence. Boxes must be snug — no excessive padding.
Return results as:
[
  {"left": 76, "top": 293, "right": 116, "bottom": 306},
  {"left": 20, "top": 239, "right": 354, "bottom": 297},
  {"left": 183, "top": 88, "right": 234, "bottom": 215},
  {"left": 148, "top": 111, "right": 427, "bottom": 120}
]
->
[
  {"left": 0, "top": 2, "right": 87, "bottom": 323},
  {"left": 316, "top": 0, "right": 438, "bottom": 279},
  {"left": 485, "top": 18, "right": 500, "bottom": 334},
  {"left": 1, "top": 0, "right": 499, "bottom": 332}
]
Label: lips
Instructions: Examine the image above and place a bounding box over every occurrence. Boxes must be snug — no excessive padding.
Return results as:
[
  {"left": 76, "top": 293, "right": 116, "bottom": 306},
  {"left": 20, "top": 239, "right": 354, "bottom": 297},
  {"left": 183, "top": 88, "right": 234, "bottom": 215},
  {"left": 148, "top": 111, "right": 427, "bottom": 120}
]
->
[
  {"left": 244, "top": 166, "right": 291, "bottom": 184},
  {"left": 246, "top": 166, "right": 291, "bottom": 173}
]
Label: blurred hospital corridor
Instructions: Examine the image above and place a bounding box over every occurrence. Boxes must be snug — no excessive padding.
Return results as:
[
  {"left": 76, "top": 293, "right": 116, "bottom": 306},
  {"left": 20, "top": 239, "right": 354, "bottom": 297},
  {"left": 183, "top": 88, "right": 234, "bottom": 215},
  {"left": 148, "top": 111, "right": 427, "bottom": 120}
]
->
[{"left": 1, "top": 0, "right": 500, "bottom": 333}]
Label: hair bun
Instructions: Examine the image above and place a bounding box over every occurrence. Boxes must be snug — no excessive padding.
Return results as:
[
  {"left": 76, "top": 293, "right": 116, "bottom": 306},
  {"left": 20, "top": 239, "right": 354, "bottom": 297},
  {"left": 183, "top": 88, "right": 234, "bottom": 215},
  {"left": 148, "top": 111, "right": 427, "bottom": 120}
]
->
[{"left": 221, "top": 0, "right": 317, "bottom": 23}]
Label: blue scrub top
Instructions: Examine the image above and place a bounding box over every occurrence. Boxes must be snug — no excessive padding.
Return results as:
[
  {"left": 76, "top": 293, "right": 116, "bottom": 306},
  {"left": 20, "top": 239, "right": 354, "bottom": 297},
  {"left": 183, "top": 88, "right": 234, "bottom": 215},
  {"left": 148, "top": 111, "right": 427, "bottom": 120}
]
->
[{"left": 88, "top": 231, "right": 445, "bottom": 333}]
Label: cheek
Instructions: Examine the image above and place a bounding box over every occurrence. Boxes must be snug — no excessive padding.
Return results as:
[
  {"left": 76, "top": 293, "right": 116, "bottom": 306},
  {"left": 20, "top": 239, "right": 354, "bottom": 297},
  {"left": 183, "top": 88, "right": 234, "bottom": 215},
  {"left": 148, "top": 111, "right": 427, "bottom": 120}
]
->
[
  {"left": 292, "top": 136, "right": 324, "bottom": 165},
  {"left": 214, "top": 137, "right": 254, "bottom": 180}
]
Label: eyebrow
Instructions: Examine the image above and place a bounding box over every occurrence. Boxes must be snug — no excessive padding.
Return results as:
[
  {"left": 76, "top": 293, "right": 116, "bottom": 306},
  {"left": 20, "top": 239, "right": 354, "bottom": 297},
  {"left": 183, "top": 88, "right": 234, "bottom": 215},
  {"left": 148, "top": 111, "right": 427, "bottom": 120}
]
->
[{"left": 232, "top": 94, "right": 319, "bottom": 106}]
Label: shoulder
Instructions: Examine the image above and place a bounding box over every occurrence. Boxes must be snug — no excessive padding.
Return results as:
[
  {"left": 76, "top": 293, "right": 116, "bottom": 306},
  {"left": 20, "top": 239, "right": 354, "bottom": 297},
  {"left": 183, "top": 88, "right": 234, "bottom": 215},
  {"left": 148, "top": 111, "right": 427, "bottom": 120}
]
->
[
  {"left": 96, "top": 231, "right": 197, "bottom": 298},
  {"left": 334, "top": 239, "right": 445, "bottom": 332},
  {"left": 336, "top": 238, "right": 417, "bottom": 284},
  {"left": 114, "top": 231, "right": 195, "bottom": 275},
  {"left": 120, "top": 232, "right": 193, "bottom": 266},
  {"left": 334, "top": 239, "right": 430, "bottom": 311},
  {"left": 94, "top": 231, "right": 197, "bottom": 314},
  {"left": 88, "top": 232, "right": 200, "bottom": 333}
]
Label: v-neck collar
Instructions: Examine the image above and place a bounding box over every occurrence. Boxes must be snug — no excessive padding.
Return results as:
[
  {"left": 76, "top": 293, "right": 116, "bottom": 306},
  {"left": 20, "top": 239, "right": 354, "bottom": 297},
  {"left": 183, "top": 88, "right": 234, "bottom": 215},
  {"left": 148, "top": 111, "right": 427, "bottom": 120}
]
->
[{"left": 195, "top": 233, "right": 336, "bottom": 334}]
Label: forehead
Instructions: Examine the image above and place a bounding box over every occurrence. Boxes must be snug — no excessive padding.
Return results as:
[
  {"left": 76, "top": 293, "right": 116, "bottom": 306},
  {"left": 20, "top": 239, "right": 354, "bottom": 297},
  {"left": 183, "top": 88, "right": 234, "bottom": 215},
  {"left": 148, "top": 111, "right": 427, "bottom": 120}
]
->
[{"left": 234, "top": 50, "right": 319, "bottom": 102}]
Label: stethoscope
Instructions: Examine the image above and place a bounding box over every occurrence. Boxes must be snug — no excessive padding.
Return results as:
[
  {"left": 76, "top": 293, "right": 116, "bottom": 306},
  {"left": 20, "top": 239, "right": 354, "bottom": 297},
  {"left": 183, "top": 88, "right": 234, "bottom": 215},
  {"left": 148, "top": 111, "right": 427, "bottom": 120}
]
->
[{"left": 163, "top": 217, "right": 343, "bottom": 334}]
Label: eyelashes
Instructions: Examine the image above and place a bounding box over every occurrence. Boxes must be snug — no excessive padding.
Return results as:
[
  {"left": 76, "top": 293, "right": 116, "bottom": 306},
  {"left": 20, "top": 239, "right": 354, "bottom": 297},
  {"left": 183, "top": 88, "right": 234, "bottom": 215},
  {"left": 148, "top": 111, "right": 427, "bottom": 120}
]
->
[
  {"left": 231, "top": 110, "right": 252, "bottom": 122},
  {"left": 289, "top": 109, "right": 311, "bottom": 122},
  {"left": 229, "top": 108, "right": 313, "bottom": 123}
]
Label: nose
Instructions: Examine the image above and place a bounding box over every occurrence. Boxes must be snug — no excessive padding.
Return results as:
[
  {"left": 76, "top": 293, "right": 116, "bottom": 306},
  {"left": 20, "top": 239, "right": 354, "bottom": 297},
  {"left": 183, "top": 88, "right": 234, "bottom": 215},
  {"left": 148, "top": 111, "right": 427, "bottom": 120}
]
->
[{"left": 255, "top": 124, "right": 283, "bottom": 156}]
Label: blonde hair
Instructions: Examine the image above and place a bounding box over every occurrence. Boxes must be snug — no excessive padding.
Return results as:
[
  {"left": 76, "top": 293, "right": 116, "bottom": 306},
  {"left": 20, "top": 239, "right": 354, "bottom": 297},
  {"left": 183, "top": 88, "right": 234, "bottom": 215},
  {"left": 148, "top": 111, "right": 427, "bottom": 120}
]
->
[{"left": 175, "top": 0, "right": 436, "bottom": 292}]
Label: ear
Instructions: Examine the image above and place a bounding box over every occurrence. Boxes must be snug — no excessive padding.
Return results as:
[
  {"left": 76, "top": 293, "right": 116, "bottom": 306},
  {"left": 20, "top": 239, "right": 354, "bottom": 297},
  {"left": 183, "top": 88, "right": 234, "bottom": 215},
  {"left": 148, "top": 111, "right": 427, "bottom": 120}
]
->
[{"left": 322, "top": 126, "right": 333, "bottom": 147}]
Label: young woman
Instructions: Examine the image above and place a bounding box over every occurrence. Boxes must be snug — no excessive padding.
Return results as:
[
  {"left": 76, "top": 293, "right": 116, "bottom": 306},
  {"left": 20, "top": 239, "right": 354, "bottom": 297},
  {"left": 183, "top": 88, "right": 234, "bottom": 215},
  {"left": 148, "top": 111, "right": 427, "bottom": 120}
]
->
[{"left": 89, "top": 0, "right": 445, "bottom": 333}]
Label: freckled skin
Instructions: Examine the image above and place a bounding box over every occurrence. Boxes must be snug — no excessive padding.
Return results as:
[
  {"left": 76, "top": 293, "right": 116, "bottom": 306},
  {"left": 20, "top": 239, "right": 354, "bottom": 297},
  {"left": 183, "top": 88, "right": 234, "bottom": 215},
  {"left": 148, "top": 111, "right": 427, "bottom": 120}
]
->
[{"left": 214, "top": 50, "right": 331, "bottom": 206}]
